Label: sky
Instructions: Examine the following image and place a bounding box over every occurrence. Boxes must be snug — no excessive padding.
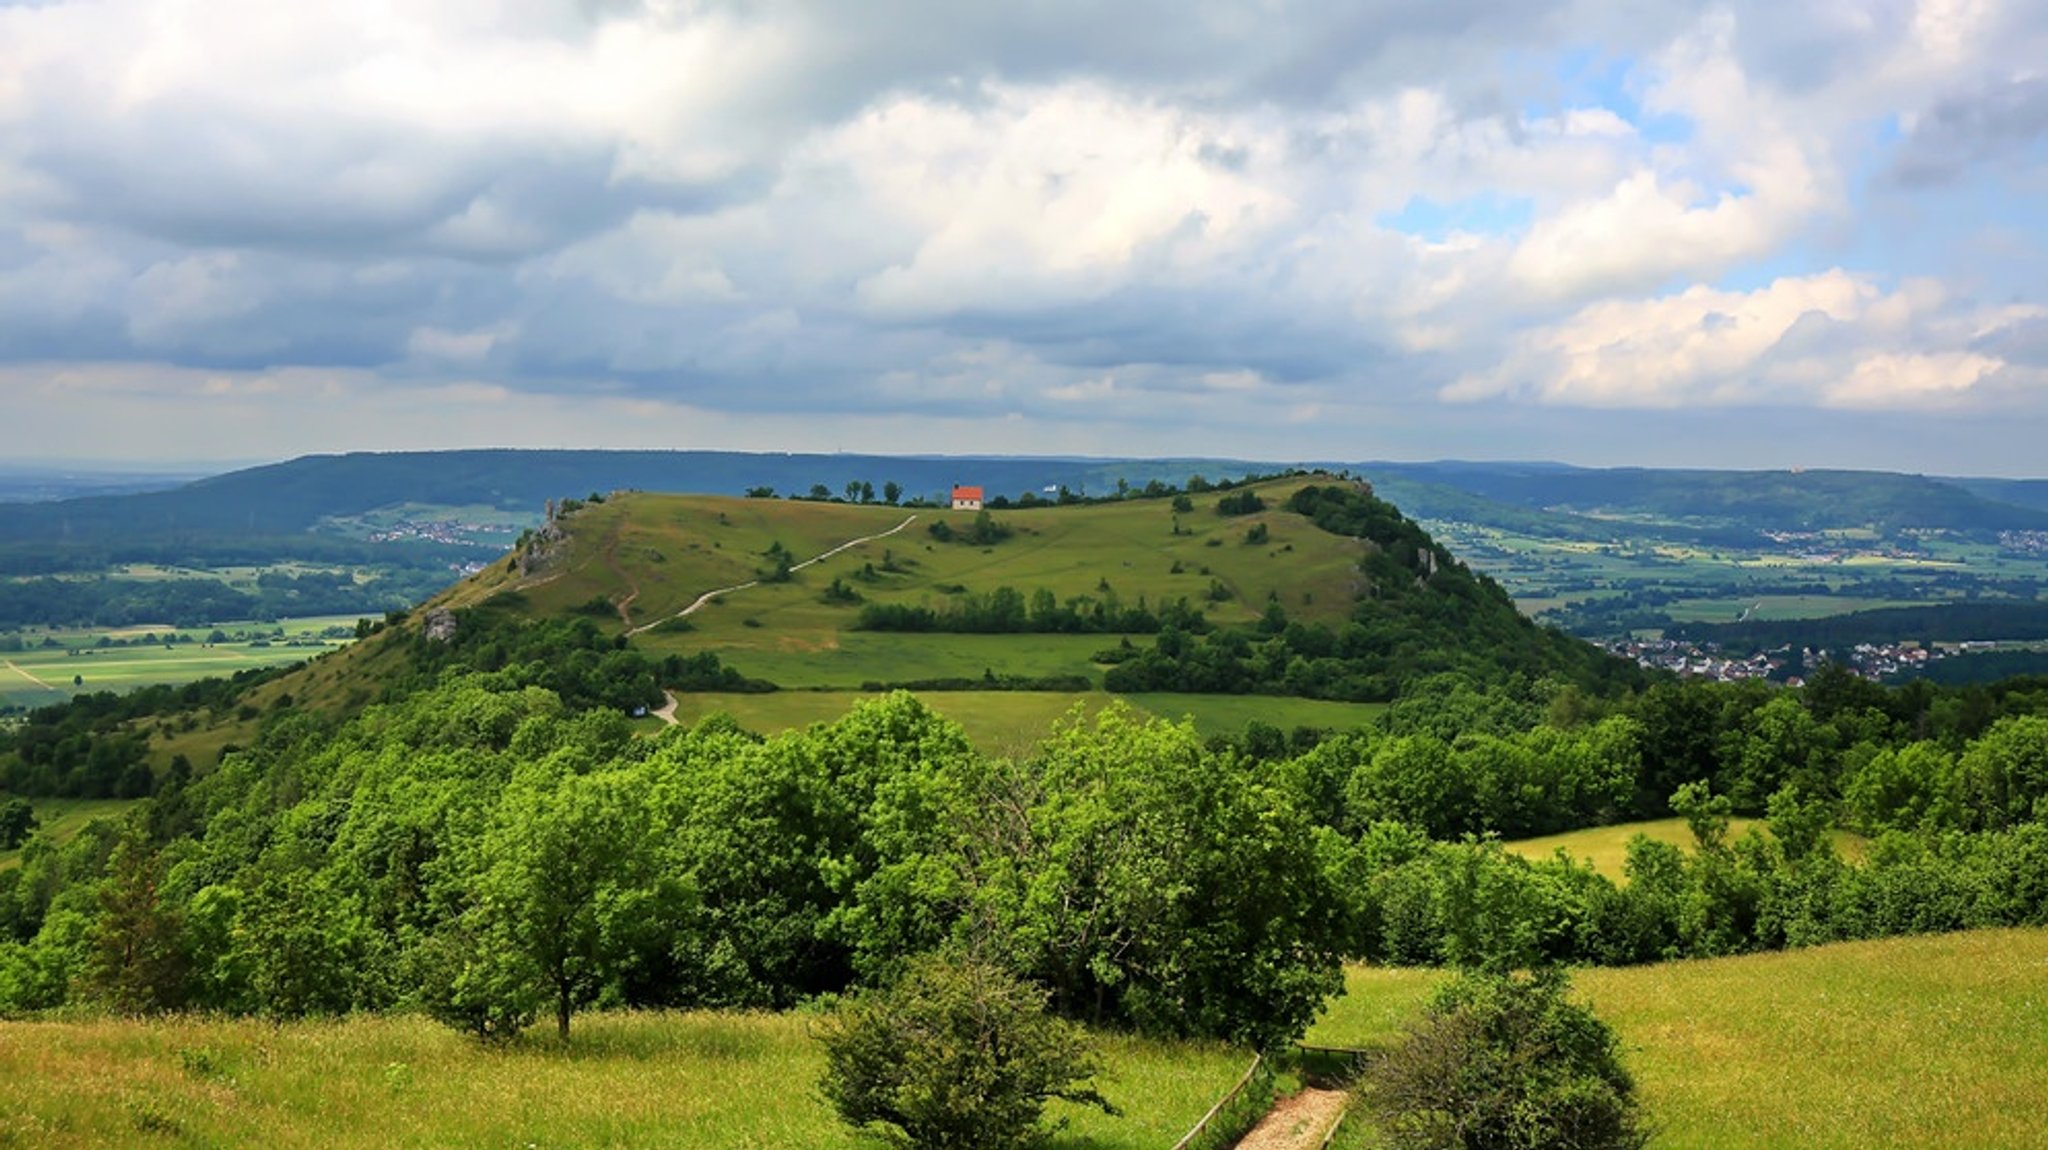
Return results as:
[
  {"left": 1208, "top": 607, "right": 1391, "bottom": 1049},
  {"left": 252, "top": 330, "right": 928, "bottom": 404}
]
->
[{"left": 3, "top": 0, "right": 2046, "bottom": 475}]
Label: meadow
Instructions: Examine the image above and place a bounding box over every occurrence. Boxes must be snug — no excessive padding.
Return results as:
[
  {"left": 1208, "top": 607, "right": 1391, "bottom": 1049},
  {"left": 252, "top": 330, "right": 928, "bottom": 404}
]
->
[
  {"left": 1308, "top": 927, "right": 2048, "bottom": 1149},
  {"left": 1503, "top": 817, "right": 1868, "bottom": 879},
  {"left": 0, "top": 795, "right": 136, "bottom": 870},
  {"left": 10, "top": 929, "right": 2040, "bottom": 1148},
  {"left": 0, "top": 1010, "right": 1250, "bottom": 1150},
  {"left": 468, "top": 484, "right": 1366, "bottom": 673}
]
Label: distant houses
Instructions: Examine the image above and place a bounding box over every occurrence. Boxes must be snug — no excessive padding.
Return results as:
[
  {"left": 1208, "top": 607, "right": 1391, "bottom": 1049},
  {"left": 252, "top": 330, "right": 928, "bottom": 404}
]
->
[{"left": 950, "top": 485, "right": 984, "bottom": 511}]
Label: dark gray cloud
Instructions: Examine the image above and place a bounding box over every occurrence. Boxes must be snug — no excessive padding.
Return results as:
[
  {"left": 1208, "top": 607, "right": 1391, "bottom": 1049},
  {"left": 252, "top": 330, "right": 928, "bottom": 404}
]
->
[{"left": 1889, "top": 76, "right": 2048, "bottom": 188}]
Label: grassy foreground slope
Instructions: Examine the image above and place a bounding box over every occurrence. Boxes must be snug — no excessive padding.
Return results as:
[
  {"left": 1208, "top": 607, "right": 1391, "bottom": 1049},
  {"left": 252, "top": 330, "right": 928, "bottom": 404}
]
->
[
  {"left": 0, "top": 1011, "right": 1246, "bottom": 1150},
  {"left": 1310, "top": 927, "right": 2048, "bottom": 1149}
]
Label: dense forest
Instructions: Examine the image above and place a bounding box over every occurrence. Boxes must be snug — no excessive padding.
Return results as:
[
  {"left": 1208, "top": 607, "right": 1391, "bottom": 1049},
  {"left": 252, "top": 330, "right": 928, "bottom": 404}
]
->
[{"left": 3, "top": 656, "right": 2046, "bottom": 1045}]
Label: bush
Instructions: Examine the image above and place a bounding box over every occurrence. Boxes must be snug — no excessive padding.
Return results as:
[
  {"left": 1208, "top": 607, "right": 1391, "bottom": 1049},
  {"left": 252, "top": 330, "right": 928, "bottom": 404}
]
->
[
  {"left": 816, "top": 953, "right": 1115, "bottom": 1150},
  {"left": 1362, "top": 969, "right": 1649, "bottom": 1150}
]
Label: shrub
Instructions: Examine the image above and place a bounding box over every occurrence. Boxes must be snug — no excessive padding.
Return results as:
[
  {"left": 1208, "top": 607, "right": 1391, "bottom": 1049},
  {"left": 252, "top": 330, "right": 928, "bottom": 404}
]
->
[
  {"left": 1361, "top": 968, "right": 1649, "bottom": 1150},
  {"left": 817, "top": 953, "right": 1115, "bottom": 1150},
  {"left": 1216, "top": 491, "right": 1265, "bottom": 516}
]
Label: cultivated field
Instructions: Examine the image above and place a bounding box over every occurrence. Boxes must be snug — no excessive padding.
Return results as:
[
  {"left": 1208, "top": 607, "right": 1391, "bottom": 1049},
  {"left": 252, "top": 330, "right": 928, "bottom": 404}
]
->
[
  {"left": 1309, "top": 927, "right": 2048, "bottom": 1149},
  {"left": 0, "top": 616, "right": 361, "bottom": 712},
  {"left": 0, "top": 1010, "right": 1249, "bottom": 1150}
]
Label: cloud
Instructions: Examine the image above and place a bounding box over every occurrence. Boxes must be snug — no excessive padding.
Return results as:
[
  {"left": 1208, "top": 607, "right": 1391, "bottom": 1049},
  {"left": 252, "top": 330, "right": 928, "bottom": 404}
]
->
[
  {"left": 1889, "top": 75, "right": 2048, "bottom": 186},
  {"left": 1446, "top": 270, "right": 2041, "bottom": 410},
  {"left": 0, "top": 1, "right": 2045, "bottom": 472}
]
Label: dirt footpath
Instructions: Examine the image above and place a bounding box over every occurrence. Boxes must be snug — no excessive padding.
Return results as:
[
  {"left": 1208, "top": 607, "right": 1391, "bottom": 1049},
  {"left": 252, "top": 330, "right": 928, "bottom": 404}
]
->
[{"left": 1232, "top": 1087, "right": 1349, "bottom": 1150}]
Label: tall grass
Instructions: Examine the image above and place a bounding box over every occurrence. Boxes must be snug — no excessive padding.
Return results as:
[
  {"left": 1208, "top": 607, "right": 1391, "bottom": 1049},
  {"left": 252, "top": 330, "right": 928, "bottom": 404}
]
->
[
  {"left": 0, "top": 1010, "right": 1248, "bottom": 1149},
  {"left": 1308, "top": 927, "right": 2048, "bottom": 1148}
]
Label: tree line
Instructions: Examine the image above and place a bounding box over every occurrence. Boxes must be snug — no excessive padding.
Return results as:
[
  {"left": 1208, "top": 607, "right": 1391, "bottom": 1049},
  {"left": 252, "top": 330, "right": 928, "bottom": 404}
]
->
[
  {"left": 3, "top": 664, "right": 2045, "bottom": 1046},
  {"left": 854, "top": 585, "right": 1209, "bottom": 635}
]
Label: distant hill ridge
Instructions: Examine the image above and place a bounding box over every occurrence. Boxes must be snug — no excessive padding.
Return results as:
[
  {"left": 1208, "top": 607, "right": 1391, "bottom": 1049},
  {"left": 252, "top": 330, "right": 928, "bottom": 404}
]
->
[{"left": 3, "top": 451, "right": 2044, "bottom": 574}]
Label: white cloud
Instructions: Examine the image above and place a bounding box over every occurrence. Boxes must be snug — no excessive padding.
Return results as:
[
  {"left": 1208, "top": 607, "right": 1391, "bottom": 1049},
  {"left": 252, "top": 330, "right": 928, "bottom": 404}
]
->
[
  {"left": 0, "top": 1, "right": 2044, "bottom": 470},
  {"left": 1447, "top": 270, "right": 2037, "bottom": 410},
  {"left": 1507, "top": 12, "right": 1833, "bottom": 300}
]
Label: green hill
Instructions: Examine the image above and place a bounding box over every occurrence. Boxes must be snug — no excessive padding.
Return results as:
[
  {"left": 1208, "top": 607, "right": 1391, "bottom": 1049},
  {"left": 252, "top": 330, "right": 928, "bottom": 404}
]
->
[
  {"left": 103, "top": 473, "right": 1627, "bottom": 774},
  {"left": 364, "top": 473, "right": 1617, "bottom": 692}
]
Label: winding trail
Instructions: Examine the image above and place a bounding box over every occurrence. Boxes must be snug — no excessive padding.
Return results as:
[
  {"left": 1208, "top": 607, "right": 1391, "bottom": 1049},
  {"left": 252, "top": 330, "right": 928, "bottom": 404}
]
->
[
  {"left": 650, "top": 690, "right": 680, "bottom": 726},
  {"left": 624, "top": 514, "right": 918, "bottom": 637},
  {"left": 4, "top": 659, "right": 57, "bottom": 691},
  {"left": 1231, "top": 1088, "right": 1349, "bottom": 1150}
]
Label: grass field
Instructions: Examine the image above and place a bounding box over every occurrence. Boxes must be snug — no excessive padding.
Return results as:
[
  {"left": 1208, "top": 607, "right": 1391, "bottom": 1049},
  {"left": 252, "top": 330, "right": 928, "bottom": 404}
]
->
[
  {"left": 1504, "top": 817, "right": 1868, "bottom": 878},
  {"left": 664, "top": 690, "right": 1387, "bottom": 752},
  {"left": 0, "top": 1010, "right": 1249, "bottom": 1150},
  {"left": 463, "top": 480, "right": 1363, "bottom": 671},
  {"left": 1308, "top": 927, "right": 2048, "bottom": 1149},
  {"left": 0, "top": 795, "right": 139, "bottom": 870}
]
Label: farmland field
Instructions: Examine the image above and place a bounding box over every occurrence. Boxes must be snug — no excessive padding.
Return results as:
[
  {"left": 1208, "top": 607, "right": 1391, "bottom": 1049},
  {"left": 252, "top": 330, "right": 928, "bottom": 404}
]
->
[
  {"left": 1309, "top": 927, "right": 2048, "bottom": 1149},
  {"left": 0, "top": 1011, "right": 1249, "bottom": 1150},
  {"left": 0, "top": 616, "right": 361, "bottom": 712}
]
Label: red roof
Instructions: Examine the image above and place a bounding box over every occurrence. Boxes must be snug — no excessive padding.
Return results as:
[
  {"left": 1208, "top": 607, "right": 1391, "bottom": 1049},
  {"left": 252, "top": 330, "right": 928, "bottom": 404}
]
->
[{"left": 952, "top": 486, "right": 984, "bottom": 501}]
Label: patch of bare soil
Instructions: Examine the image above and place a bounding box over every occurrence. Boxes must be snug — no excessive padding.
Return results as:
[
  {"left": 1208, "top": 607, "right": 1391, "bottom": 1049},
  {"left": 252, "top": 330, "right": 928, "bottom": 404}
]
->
[{"left": 1232, "top": 1087, "right": 1349, "bottom": 1150}]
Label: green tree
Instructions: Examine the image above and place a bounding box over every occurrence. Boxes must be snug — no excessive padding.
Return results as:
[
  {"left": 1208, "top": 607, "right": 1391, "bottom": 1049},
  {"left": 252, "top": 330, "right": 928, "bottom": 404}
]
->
[
  {"left": 884, "top": 481, "right": 903, "bottom": 505},
  {"left": 475, "top": 766, "right": 656, "bottom": 1040},
  {"left": 979, "top": 705, "right": 1343, "bottom": 1046},
  {"left": 1363, "top": 968, "right": 1650, "bottom": 1150},
  {"left": 817, "top": 952, "right": 1114, "bottom": 1150},
  {"left": 79, "top": 823, "right": 187, "bottom": 1015},
  {"left": 0, "top": 798, "right": 36, "bottom": 850}
]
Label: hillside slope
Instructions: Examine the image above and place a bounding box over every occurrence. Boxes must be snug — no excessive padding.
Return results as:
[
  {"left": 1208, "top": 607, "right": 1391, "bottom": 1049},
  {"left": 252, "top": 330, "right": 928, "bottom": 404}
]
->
[{"left": 212, "top": 474, "right": 1623, "bottom": 721}]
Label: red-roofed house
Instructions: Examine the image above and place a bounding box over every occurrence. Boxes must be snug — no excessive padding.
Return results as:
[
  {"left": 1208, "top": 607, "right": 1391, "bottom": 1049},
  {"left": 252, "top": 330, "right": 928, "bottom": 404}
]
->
[{"left": 951, "top": 485, "right": 984, "bottom": 511}]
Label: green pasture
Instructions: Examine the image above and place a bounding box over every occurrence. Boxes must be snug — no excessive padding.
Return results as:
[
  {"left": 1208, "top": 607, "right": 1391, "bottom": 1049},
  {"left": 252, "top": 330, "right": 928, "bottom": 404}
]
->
[
  {"left": 1, "top": 616, "right": 361, "bottom": 711},
  {"left": 1661, "top": 595, "right": 1924, "bottom": 625},
  {"left": 0, "top": 795, "right": 140, "bottom": 870},
  {"left": 0, "top": 1010, "right": 1248, "bottom": 1150},
  {"left": 1504, "top": 817, "right": 1867, "bottom": 879},
  {"left": 1310, "top": 927, "right": 2048, "bottom": 1149},
  {"left": 483, "top": 480, "right": 1361, "bottom": 650},
  {"left": 1417, "top": 517, "right": 2048, "bottom": 626},
  {"left": 698, "top": 631, "right": 1124, "bottom": 688}
]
